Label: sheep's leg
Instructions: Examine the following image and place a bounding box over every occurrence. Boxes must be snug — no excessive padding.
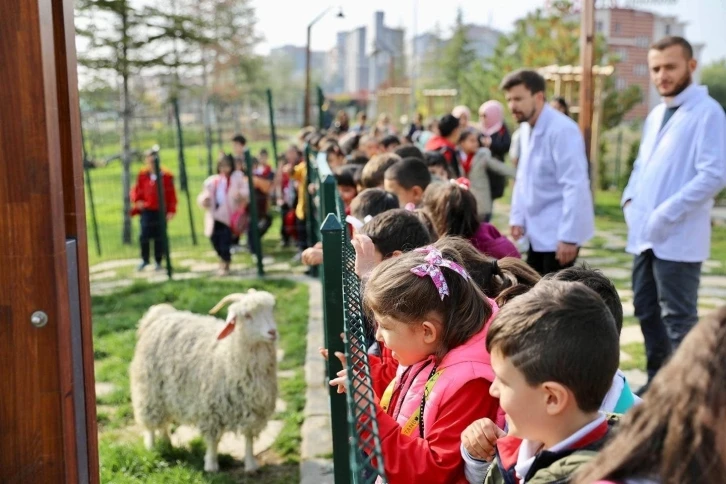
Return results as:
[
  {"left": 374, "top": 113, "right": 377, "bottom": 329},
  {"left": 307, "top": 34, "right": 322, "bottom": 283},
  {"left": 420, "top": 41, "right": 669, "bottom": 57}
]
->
[
  {"left": 203, "top": 432, "right": 222, "bottom": 473},
  {"left": 157, "top": 426, "right": 172, "bottom": 446},
  {"left": 244, "top": 432, "right": 259, "bottom": 473},
  {"left": 143, "top": 429, "right": 155, "bottom": 450}
]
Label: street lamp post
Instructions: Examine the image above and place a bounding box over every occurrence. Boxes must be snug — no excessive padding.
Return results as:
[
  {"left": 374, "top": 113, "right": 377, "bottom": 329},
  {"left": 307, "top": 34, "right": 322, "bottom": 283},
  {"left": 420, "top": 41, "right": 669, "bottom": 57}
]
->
[{"left": 304, "top": 6, "right": 344, "bottom": 127}]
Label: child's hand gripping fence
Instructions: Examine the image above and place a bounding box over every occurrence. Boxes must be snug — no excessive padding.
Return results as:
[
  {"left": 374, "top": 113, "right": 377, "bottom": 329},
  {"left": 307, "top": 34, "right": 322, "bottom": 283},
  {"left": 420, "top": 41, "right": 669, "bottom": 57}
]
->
[{"left": 315, "top": 152, "right": 387, "bottom": 483}]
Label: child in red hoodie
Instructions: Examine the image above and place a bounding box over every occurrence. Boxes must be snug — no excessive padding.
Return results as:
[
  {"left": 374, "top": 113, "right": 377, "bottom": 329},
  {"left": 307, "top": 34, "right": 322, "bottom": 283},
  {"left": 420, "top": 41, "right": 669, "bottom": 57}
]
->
[
  {"left": 331, "top": 247, "right": 501, "bottom": 483},
  {"left": 130, "top": 149, "right": 177, "bottom": 271}
]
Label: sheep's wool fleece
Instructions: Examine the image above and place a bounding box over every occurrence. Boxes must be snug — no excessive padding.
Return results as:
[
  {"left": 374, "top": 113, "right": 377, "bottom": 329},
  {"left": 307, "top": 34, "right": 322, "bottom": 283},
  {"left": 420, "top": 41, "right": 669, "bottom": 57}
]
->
[{"left": 130, "top": 295, "right": 277, "bottom": 438}]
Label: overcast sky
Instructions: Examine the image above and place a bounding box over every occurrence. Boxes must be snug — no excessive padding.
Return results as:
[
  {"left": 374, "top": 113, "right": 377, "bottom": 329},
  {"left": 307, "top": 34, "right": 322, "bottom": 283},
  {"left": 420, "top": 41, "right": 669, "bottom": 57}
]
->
[{"left": 253, "top": 0, "right": 726, "bottom": 65}]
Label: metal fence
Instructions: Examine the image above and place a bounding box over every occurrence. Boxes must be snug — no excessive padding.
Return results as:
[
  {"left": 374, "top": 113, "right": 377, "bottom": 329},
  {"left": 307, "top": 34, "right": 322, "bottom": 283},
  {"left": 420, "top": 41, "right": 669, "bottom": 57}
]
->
[{"left": 309, "top": 151, "right": 387, "bottom": 483}]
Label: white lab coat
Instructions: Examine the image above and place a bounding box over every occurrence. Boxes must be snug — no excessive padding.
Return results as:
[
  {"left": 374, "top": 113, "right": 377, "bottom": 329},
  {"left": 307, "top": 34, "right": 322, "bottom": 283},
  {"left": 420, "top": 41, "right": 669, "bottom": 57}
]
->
[
  {"left": 509, "top": 104, "right": 594, "bottom": 252},
  {"left": 622, "top": 84, "right": 726, "bottom": 262}
]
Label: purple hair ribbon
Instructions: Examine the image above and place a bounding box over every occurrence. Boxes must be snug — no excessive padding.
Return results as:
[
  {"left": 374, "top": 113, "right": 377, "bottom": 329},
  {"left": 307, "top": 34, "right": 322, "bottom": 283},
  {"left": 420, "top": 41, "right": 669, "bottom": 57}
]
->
[{"left": 410, "top": 246, "right": 470, "bottom": 300}]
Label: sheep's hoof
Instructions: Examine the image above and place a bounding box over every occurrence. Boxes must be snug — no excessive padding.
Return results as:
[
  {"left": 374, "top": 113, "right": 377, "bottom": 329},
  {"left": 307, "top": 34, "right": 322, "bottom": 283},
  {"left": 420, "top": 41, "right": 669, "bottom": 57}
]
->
[{"left": 143, "top": 431, "right": 155, "bottom": 450}]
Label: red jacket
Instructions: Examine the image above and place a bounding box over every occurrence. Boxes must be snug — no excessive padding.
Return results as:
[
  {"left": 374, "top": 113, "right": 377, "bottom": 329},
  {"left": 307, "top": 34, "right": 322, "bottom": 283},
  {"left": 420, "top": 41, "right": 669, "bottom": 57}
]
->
[
  {"left": 130, "top": 167, "right": 177, "bottom": 216},
  {"left": 372, "top": 379, "right": 497, "bottom": 483},
  {"left": 424, "top": 135, "right": 461, "bottom": 176},
  {"left": 368, "top": 342, "right": 398, "bottom": 398}
]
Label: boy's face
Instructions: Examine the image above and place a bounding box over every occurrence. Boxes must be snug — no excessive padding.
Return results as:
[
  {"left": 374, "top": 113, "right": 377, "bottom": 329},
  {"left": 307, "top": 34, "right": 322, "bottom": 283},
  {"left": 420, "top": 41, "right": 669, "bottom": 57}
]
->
[
  {"left": 490, "top": 349, "right": 550, "bottom": 443},
  {"left": 338, "top": 185, "right": 357, "bottom": 206},
  {"left": 384, "top": 178, "right": 421, "bottom": 207},
  {"left": 259, "top": 153, "right": 268, "bottom": 164},
  {"left": 429, "top": 166, "right": 449, "bottom": 181},
  {"left": 232, "top": 141, "right": 245, "bottom": 157},
  {"left": 362, "top": 141, "right": 381, "bottom": 158}
]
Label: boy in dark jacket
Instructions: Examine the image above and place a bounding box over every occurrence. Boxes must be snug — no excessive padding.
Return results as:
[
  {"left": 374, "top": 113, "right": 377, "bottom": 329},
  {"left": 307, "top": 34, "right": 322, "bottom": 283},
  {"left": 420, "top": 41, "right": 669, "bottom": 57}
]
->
[
  {"left": 130, "top": 149, "right": 177, "bottom": 270},
  {"left": 463, "top": 281, "right": 620, "bottom": 483}
]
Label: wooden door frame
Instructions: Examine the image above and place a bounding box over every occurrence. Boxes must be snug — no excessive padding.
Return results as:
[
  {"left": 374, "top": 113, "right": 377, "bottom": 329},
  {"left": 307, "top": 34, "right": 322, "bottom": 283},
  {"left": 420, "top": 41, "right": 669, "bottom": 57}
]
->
[{"left": 0, "top": 0, "right": 99, "bottom": 481}]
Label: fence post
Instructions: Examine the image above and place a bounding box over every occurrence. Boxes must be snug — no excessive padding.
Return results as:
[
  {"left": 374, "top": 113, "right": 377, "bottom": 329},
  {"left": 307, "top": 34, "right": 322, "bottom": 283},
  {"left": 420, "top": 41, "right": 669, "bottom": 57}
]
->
[
  {"left": 320, "top": 213, "right": 352, "bottom": 484},
  {"left": 80, "top": 117, "right": 102, "bottom": 257},
  {"left": 244, "top": 150, "right": 265, "bottom": 277},
  {"left": 266, "top": 89, "right": 279, "bottom": 169},
  {"left": 152, "top": 149, "right": 173, "bottom": 280},
  {"left": 83, "top": 165, "right": 102, "bottom": 257},
  {"left": 172, "top": 97, "right": 198, "bottom": 246},
  {"left": 304, "top": 144, "right": 319, "bottom": 277},
  {"left": 317, "top": 86, "right": 325, "bottom": 130}
]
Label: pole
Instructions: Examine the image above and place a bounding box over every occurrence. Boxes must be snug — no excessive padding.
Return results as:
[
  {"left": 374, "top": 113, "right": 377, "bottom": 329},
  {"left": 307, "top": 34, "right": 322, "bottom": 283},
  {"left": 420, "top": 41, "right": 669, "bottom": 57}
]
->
[
  {"left": 245, "top": 150, "right": 265, "bottom": 277},
  {"left": 578, "top": 0, "right": 596, "bottom": 192},
  {"left": 152, "top": 149, "right": 173, "bottom": 280},
  {"left": 172, "top": 97, "right": 198, "bottom": 245},
  {"left": 319, "top": 213, "right": 353, "bottom": 484},
  {"left": 317, "top": 86, "right": 324, "bottom": 130},
  {"left": 411, "top": 0, "right": 418, "bottom": 117},
  {"left": 267, "top": 89, "right": 279, "bottom": 169},
  {"left": 205, "top": 100, "right": 214, "bottom": 176},
  {"left": 304, "top": 25, "right": 312, "bottom": 127},
  {"left": 80, "top": 113, "right": 103, "bottom": 257},
  {"left": 615, "top": 128, "right": 623, "bottom": 190}
]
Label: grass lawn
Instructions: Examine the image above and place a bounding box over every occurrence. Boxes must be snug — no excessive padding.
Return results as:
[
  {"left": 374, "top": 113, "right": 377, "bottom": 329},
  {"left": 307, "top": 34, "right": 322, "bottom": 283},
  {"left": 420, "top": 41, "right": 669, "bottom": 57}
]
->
[
  {"left": 93, "top": 278, "right": 308, "bottom": 483},
  {"left": 85, "top": 140, "right": 292, "bottom": 267}
]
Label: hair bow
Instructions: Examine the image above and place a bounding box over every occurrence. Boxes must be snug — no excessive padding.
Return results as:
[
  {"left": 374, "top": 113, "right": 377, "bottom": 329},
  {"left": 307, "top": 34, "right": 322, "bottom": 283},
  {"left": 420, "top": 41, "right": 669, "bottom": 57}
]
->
[
  {"left": 450, "top": 177, "right": 470, "bottom": 190},
  {"left": 404, "top": 202, "right": 416, "bottom": 212},
  {"left": 411, "top": 246, "right": 469, "bottom": 300},
  {"left": 345, "top": 214, "right": 373, "bottom": 230}
]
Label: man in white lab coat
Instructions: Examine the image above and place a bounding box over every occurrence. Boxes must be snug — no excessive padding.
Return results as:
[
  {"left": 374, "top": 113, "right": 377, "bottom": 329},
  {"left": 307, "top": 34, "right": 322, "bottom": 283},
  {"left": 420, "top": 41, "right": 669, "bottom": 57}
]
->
[
  {"left": 623, "top": 36, "right": 726, "bottom": 389},
  {"left": 501, "top": 69, "right": 595, "bottom": 275}
]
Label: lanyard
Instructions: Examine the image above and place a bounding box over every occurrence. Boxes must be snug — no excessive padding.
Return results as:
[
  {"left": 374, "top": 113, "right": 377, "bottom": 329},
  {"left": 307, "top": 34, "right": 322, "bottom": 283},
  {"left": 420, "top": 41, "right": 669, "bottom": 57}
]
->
[{"left": 380, "top": 364, "right": 444, "bottom": 438}]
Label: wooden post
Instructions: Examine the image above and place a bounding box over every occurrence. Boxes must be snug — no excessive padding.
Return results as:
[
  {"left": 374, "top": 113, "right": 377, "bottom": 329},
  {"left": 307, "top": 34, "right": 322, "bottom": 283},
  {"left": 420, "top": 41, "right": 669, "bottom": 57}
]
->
[
  {"left": 0, "top": 0, "right": 99, "bottom": 482},
  {"left": 579, "top": 0, "right": 596, "bottom": 191}
]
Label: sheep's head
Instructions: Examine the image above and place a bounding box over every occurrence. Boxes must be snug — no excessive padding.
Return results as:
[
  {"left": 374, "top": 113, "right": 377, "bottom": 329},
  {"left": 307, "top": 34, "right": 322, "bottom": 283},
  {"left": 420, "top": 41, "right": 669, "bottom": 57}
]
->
[{"left": 209, "top": 289, "right": 277, "bottom": 343}]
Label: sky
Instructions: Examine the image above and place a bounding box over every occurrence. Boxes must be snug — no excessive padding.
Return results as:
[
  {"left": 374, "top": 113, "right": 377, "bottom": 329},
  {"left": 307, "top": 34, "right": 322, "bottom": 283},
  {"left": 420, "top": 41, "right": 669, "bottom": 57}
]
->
[{"left": 253, "top": 0, "right": 726, "bottom": 65}]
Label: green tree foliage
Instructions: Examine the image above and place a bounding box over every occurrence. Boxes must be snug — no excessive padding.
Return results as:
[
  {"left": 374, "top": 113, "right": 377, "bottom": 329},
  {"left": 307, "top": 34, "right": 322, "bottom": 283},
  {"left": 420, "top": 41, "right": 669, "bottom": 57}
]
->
[
  {"left": 702, "top": 59, "right": 726, "bottom": 111},
  {"left": 455, "top": 1, "right": 641, "bottom": 128},
  {"left": 440, "top": 8, "right": 477, "bottom": 94}
]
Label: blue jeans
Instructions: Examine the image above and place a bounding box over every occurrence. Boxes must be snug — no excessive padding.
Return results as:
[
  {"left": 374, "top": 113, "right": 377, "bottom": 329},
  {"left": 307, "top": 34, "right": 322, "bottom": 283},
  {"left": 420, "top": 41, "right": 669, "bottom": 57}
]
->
[{"left": 632, "top": 250, "right": 701, "bottom": 381}]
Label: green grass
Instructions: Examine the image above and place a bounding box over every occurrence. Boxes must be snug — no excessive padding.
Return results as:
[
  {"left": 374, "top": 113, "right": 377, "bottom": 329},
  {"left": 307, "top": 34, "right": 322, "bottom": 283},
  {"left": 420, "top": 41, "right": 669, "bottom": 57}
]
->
[
  {"left": 84, "top": 140, "right": 294, "bottom": 267},
  {"left": 93, "top": 278, "right": 309, "bottom": 482}
]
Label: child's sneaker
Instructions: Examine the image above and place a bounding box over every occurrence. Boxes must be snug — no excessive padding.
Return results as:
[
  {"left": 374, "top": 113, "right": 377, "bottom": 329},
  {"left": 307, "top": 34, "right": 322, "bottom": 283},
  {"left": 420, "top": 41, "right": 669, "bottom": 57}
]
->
[
  {"left": 155, "top": 263, "right": 163, "bottom": 271},
  {"left": 137, "top": 262, "right": 149, "bottom": 272}
]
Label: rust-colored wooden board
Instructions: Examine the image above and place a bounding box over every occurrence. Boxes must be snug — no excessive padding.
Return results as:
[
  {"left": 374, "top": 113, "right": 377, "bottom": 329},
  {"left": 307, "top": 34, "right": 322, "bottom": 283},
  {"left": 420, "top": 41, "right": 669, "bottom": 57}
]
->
[{"left": 0, "top": 0, "right": 99, "bottom": 482}]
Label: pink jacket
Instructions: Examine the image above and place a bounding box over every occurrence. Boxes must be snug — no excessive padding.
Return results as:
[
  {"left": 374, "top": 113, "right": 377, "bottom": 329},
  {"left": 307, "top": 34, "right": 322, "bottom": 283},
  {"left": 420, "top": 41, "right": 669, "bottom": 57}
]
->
[
  {"left": 469, "top": 222, "right": 521, "bottom": 260},
  {"left": 388, "top": 299, "right": 504, "bottom": 439},
  {"left": 197, "top": 172, "right": 249, "bottom": 237}
]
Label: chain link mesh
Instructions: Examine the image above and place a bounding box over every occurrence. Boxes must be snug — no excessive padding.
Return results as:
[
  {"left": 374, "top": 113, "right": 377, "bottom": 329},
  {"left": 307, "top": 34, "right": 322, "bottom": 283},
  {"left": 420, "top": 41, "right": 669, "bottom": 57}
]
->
[{"left": 336, "top": 196, "right": 387, "bottom": 483}]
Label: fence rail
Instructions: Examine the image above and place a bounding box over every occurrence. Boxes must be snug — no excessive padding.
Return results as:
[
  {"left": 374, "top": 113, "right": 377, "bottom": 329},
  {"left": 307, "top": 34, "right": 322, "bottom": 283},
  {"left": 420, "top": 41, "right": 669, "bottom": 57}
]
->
[{"left": 311, "top": 152, "right": 387, "bottom": 483}]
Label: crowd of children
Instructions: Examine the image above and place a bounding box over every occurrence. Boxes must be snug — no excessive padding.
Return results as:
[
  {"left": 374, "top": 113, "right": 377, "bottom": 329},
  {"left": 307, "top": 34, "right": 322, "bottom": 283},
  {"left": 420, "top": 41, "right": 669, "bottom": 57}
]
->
[{"left": 298, "top": 108, "right": 723, "bottom": 484}]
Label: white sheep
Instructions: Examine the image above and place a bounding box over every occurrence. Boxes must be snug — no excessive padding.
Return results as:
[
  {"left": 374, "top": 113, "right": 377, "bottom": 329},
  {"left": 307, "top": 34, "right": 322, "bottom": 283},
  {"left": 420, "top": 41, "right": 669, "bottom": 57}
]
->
[{"left": 129, "top": 289, "right": 278, "bottom": 473}]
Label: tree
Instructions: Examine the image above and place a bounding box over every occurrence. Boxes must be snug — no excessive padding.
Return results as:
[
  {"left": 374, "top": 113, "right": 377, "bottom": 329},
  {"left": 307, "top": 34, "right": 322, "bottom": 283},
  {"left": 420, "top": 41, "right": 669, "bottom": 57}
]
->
[
  {"left": 702, "top": 59, "right": 726, "bottom": 111},
  {"left": 467, "top": 2, "right": 641, "bottom": 129},
  {"left": 440, "top": 9, "right": 477, "bottom": 94},
  {"left": 76, "top": 0, "right": 160, "bottom": 244}
]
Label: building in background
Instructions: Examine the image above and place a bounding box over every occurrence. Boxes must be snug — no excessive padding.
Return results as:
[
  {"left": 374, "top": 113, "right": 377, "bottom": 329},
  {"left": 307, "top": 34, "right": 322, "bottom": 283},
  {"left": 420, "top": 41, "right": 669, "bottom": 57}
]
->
[
  {"left": 369, "top": 11, "right": 405, "bottom": 92},
  {"left": 594, "top": 7, "right": 704, "bottom": 119},
  {"left": 344, "top": 26, "right": 369, "bottom": 94},
  {"left": 269, "top": 45, "right": 325, "bottom": 81}
]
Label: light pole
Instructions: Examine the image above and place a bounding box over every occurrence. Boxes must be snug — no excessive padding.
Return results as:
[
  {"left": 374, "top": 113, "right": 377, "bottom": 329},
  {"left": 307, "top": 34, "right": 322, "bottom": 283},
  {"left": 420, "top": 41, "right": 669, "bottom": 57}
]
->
[{"left": 304, "top": 6, "right": 344, "bottom": 127}]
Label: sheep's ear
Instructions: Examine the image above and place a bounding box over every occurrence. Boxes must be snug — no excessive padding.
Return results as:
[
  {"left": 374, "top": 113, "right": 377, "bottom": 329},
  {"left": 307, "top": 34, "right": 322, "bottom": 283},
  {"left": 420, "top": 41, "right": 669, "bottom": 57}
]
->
[
  {"left": 247, "top": 288, "right": 257, "bottom": 294},
  {"left": 217, "top": 317, "right": 236, "bottom": 340}
]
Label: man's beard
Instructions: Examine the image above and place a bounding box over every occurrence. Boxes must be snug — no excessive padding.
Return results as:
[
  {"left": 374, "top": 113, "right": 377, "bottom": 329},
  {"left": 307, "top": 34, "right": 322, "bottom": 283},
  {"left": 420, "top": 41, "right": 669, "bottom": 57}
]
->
[
  {"left": 660, "top": 70, "right": 692, "bottom": 98},
  {"left": 513, "top": 105, "right": 537, "bottom": 124}
]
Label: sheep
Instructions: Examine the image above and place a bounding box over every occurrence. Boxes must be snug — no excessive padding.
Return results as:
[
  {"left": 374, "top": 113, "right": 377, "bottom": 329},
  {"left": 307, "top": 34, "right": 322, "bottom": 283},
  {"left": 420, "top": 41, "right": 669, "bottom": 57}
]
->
[{"left": 130, "top": 289, "right": 278, "bottom": 473}]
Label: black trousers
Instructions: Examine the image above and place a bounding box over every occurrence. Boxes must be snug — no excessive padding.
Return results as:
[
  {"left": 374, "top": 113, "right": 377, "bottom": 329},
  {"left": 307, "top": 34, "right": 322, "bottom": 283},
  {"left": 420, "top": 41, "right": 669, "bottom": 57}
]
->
[
  {"left": 296, "top": 218, "right": 308, "bottom": 251},
  {"left": 140, "top": 210, "right": 164, "bottom": 264},
  {"left": 211, "top": 221, "right": 233, "bottom": 263},
  {"left": 527, "top": 248, "right": 577, "bottom": 276}
]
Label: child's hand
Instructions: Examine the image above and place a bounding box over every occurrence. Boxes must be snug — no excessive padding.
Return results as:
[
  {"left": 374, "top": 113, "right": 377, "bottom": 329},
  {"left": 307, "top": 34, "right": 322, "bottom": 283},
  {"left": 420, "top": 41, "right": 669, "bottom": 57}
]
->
[
  {"left": 328, "top": 351, "right": 348, "bottom": 393},
  {"left": 302, "top": 247, "right": 323, "bottom": 266},
  {"left": 201, "top": 198, "right": 212, "bottom": 208},
  {"left": 461, "top": 418, "right": 506, "bottom": 462},
  {"left": 351, "top": 234, "right": 377, "bottom": 279},
  {"left": 135, "top": 200, "right": 145, "bottom": 210}
]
